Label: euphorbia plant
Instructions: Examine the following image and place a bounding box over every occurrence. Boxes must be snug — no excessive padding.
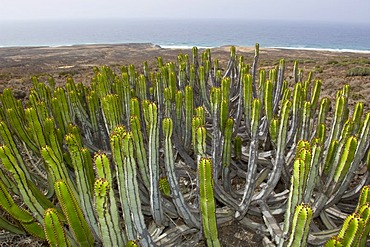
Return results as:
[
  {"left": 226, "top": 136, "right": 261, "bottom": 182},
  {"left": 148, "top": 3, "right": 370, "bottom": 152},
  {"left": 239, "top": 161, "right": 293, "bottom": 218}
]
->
[{"left": 0, "top": 44, "right": 368, "bottom": 246}]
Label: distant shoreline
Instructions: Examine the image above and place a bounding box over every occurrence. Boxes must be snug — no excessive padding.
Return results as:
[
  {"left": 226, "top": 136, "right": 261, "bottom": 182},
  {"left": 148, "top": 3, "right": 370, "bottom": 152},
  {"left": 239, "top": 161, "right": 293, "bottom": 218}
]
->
[
  {"left": 266, "top": 46, "right": 370, "bottom": 54},
  {"left": 1, "top": 42, "right": 370, "bottom": 54}
]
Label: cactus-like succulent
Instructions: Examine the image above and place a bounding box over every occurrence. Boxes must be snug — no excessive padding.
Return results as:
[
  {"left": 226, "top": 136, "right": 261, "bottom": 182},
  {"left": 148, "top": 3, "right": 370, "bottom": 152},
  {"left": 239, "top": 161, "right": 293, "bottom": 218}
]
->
[
  {"left": 325, "top": 186, "right": 370, "bottom": 247},
  {"left": 43, "top": 208, "right": 69, "bottom": 247},
  {"left": 199, "top": 157, "right": 220, "bottom": 247},
  {"left": 286, "top": 203, "right": 313, "bottom": 247},
  {"left": 0, "top": 44, "right": 369, "bottom": 246}
]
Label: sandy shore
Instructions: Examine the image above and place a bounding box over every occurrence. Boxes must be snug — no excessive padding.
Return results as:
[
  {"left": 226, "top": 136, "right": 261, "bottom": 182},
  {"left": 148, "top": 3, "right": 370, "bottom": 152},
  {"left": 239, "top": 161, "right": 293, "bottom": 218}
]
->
[{"left": 0, "top": 43, "right": 369, "bottom": 112}]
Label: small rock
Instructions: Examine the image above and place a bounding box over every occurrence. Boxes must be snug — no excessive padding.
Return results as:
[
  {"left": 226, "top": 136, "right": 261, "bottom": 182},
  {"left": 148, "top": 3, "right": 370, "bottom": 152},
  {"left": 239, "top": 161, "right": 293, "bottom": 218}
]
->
[{"left": 12, "top": 89, "right": 27, "bottom": 99}]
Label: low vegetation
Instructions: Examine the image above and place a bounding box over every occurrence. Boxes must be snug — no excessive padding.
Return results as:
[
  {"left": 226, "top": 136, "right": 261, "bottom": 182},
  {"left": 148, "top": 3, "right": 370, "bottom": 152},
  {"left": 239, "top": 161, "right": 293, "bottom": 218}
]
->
[{"left": 347, "top": 67, "right": 370, "bottom": 76}]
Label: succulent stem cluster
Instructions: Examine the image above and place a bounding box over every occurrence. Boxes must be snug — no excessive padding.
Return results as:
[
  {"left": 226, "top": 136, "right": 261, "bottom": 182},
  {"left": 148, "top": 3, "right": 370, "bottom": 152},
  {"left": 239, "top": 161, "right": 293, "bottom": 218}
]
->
[{"left": 0, "top": 45, "right": 369, "bottom": 246}]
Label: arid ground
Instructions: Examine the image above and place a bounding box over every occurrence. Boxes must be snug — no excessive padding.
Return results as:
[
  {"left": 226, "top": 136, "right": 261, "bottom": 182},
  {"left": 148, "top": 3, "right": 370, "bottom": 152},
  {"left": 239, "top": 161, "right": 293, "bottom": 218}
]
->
[
  {"left": 1, "top": 44, "right": 369, "bottom": 113},
  {"left": 0, "top": 44, "right": 369, "bottom": 246}
]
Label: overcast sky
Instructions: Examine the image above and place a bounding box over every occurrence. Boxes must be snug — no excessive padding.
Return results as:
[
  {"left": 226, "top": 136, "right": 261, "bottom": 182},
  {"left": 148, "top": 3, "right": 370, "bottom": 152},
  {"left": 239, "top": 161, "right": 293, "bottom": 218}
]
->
[{"left": 1, "top": 0, "right": 370, "bottom": 24}]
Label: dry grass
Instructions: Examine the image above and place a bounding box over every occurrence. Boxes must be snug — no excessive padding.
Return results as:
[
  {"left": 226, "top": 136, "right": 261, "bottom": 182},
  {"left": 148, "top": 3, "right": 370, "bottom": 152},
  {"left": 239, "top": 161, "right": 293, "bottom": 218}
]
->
[{"left": 0, "top": 232, "right": 47, "bottom": 247}]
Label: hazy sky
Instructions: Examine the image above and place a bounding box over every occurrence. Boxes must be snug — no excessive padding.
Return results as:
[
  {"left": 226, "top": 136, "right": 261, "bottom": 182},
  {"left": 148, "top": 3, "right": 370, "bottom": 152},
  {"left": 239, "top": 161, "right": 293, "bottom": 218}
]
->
[{"left": 1, "top": 0, "right": 370, "bottom": 24}]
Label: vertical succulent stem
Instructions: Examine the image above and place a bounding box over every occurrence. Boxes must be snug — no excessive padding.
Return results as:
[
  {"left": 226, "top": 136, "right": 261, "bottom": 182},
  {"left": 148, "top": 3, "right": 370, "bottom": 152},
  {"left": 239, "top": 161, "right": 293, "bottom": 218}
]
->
[
  {"left": 255, "top": 100, "right": 291, "bottom": 200},
  {"left": 94, "top": 178, "right": 124, "bottom": 247},
  {"left": 273, "top": 59, "right": 286, "bottom": 115},
  {"left": 304, "top": 141, "right": 322, "bottom": 203},
  {"left": 5, "top": 108, "right": 38, "bottom": 153},
  {"left": 0, "top": 121, "right": 32, "bottom": 181},
  {"left": 163, "top": 118, "right": 200, "bottom": 228},
  {"left": 286, "top": 203, "right": 313, "bottom": 247},
  {"left": 310, "top": 79, "right": 322, "bottom": 119},
  {"left": 111, "top": 129, "right": 136, "bottom": 241},
  {"left": 122, "top": 133, "right": 156, "bottom": 246},
  {"left": 351, "top": 102, "right": 363, "bottom": 134},
  {"left": 0, "top": 179, "right": 45, "bottom": 239},
  {"left": 243, "top": 74, "right": 253, "bottom": 136},
  {"left": 44, "top": 208, "right": 70, "bottom": 247},
  {"left": 326, "top": 93, "right": 346, "bottom": 147},
  {"left": 264, "top": 80, "right": 274, "bottom": 125},
  {"left": 210, "top": 87, "right": 221, "bottom": 179},
  {"left": 148, "top": 103, "right": 165, "bottom": 226},
  {"left": 282, "top": 148, "right": 311, "bottom": 243},
  {"left": 336, "top": 213, "right": 364, "bottom": 247},
  {"left": 65, "top": 134, "right": 99, "bottom": 236},
  {"left": 238, "top": 99, "right": 261, "bottom": 218},
  {"left": 0, "top": 145, "right": 48, "bottom": 223},
  {"left": 299, "top": 101, "right": 311, "bottom": 141},
  {"left": 221, "top": 118, "right": 233, "bottom": 193},
  {"left": 25, "top": 107, "right": 47, "bottom": 149},
  {"left": 357, "top": 204, "right": 370, "bottom": 246},
  {"left": 94, "top": 153, "right": 126, "bottom": 245},
  {"left": 174, "top": 90, "right": 183, "bottom": 138},
  {"left": 184, "top": 86, "right": 194, "bottom": 151},
  {"left": 251, "top": 43, "right": 259, "bottom": 98},
  {"left": 287, "top": 82, "right": 302, "bottom": 145},
  {"left": 130, "top": 115, "right": 151, "bottom": 190},
  {"left": 54, "top": 180, "right": 95, "bottom": 246},
  {"left": 199, "top": 158, "right": 221, "bottom": 247}
]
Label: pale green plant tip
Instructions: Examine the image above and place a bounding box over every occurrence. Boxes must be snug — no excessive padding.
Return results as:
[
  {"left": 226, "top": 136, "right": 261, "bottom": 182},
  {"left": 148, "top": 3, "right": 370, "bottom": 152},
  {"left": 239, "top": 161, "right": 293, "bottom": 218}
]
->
[
  {"left": 255, "top": 43, "right": 259, "bottom": 56},
  {"left": 325, "top": 236, "right": 343, "bottom": 247}
]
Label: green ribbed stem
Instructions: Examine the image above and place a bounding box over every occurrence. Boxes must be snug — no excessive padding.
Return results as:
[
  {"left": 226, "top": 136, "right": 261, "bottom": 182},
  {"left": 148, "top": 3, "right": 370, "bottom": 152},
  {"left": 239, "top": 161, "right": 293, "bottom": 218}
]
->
[
  {"left": 54, "top": 180, "right": 95, "bottom": 246},
  {"left": 94, "top": 153, "right": 126, "bottom": 245},
  {"left": 0, "top": 178, "right": 45, "bottom": 239},
  {"left": 337, "top": 213, "right": 364, "bottom": 247},
  {"left": 286, "top": 203, "right": 312, "bottom": 247},
  {"left": 198, "top": 158, "right": 221, "bottom": 247},
  {"left": 0, "top": 145, "right": 52, "bottom": 223},
  {"left": 65, "top": 134, "right": 98, "bottom": 237},
  {"left": 44, "top": 208, "right": 70, "bottom": 247},
  {"left": 148, "top": 102, "right": 164, "bottom": 226},
  {"left": 163, "top": 118, "right": 200, "bottom": 228},
  {"left": 94, "top": 178, "right": 124, "bottom": 247}
]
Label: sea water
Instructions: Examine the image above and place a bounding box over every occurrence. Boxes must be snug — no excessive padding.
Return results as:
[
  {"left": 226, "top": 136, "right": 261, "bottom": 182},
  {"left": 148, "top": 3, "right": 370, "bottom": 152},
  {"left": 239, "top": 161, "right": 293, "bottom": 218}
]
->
[{"left": 0, "top": 18, "right": 369, "bottom": 52}]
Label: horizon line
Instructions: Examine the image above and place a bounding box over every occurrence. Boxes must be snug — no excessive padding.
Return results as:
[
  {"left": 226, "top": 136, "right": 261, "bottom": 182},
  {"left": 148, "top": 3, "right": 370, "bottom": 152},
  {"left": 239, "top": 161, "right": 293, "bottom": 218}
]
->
[{"left": 0, "top": 17, "right": 369, "bottom": 25}]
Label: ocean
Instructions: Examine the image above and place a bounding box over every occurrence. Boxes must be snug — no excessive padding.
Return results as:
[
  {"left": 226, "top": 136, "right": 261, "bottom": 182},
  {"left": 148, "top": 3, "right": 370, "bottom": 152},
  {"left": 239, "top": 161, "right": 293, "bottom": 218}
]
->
[{"left": 0, "top": 18, "right": 369, "bottom": 52}]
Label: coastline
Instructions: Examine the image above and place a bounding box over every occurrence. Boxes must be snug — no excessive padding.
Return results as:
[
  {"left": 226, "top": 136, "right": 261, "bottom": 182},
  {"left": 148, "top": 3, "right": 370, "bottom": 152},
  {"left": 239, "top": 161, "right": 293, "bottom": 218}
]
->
[
  {"left": 0, "top": 43, "right": 369, "bottom": 111},
  {"left": 266, "top": 46, "right": 370, "bottom": 54},
  {"left": 1, "top": 42, "right": 370, "bottom": 53}
]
